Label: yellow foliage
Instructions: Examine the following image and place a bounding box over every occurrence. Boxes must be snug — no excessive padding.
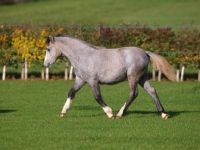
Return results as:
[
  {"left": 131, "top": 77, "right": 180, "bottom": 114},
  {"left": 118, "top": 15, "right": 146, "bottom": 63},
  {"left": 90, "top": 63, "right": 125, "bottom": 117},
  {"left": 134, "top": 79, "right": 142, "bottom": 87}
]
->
[
  {"left": 9, "top": 28, "right": 47, "bottom": 64},
  {"left": 57, "top": 28, "right": 64, "bottom": 34}
]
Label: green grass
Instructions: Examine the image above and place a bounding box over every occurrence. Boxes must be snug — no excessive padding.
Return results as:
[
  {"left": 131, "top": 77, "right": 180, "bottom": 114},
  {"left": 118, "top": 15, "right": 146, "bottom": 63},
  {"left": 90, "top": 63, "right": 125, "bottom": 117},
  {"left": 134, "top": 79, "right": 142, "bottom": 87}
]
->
[
  {"left": 0, "top": 81, "right": 200, "bottom": 149},
  {"left": 0, "top": 0, "right": 200, "bottom": 25}
]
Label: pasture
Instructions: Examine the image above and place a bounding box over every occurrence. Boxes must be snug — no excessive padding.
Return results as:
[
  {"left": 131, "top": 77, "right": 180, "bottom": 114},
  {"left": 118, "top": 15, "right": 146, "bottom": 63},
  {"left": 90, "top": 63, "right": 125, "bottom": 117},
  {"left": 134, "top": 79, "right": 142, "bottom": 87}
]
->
[
  {"left": 1, "top": 1, "right": 199, "bottom": 149},
  {"left": 0, "top": 0, "right": 200, "bottom": 25},
  {"left": 0, "top": 80, "right": 200, "bottom": 149}
]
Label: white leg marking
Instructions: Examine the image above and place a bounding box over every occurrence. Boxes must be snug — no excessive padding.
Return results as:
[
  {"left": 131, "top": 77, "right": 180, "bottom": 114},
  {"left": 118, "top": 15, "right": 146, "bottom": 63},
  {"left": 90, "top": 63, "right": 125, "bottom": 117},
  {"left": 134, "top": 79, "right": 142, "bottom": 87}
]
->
[
  {"left": 61, "top": 98, "right": 72, "bottom": 115},
  {"left": 102, "top": 106, "right": 114, "bottom": 119},
  {"left": 44, "top": 52, "right": 49, "bottom": 66},
  {"left": 44, "top": 53, "right": 47, "bottom": 63},
  {"left": 161, "top": 113, "right": 168, "bottom": 120},
  {"left": 116, "top": 103, "right": 126, "bottom": 118}
]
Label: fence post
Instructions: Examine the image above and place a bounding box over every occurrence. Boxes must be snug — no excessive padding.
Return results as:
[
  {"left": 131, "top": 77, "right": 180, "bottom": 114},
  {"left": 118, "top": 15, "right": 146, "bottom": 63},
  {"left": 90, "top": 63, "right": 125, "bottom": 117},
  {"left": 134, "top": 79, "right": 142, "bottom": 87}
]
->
[
  {"left": 198, "top": 69, "right": 200, "bottom": 82},
  {"left": 24, "top": 58, "right": 28, "bottom": 80},
  {"left": 198, "top": 63, "right": 200, "bottom": 82},
  {"left": 21, "top": 63, "right": 25, "bottom": 80},
  {"left": 45, "top": 67, "right": 49, "bottom": 81},
  {"left": 2, "top": 65, "right": 6, "bottom": 81},
  {"left": 175, "top": 64, "right": 180, "bottom": 82},
  {"left": 64, "top": 62, "right": 68, "bottom": 80},
  {"left": 41, "top": 66, "right": 45, "bottom": 80},
  {"left": 158, "top": 71, "right": 161, "bottom": 82},
  {"left": 69, "top": 66, "right": 73, "bottom": 80},
  {"left": 176, "top": 69, "right": 180, "bottom": 82},
  {"left": 100, "top": 25, "right": 106, "bottom": 47},
  {"left": 180, "top": 66, "right": 185, "bottom": 82},
  {"left": 152, "top": 69, "right": 156, "bottom": 81}
]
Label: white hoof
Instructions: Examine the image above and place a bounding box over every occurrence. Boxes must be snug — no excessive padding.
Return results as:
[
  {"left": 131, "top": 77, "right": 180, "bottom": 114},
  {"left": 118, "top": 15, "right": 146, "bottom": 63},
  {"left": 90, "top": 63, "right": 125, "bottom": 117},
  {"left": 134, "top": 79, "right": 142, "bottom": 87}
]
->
[
  {"left": 115, "top": 116, "right": 122, "bottom": 119},
  {"left": 102, "top": 106, "right": 114, "bottom": 119},
  {"left": 60, "top": 113, "right": 66, "bottom": 117},
  {"left": 161, "top": 113, "right": 168, "bottom": 120},
  {"left": 109, "top": 116, "right": 115, "bottom": 119},
  {"left": 116, "top": 103, "right": 126, "bottom": 118}
]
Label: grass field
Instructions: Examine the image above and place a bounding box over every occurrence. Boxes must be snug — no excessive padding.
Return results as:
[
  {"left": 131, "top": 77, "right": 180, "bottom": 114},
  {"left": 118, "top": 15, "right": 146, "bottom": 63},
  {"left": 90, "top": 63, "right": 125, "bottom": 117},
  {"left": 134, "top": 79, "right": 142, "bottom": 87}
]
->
[
  {"left": 0, "top": 0, "right": 200, "bottom": 25},
  {"left": 0, "top": 2, "right": 200, "bottom": 148},
  {"left": 0, "top": 80, "right": 200, "bottom": 149}
]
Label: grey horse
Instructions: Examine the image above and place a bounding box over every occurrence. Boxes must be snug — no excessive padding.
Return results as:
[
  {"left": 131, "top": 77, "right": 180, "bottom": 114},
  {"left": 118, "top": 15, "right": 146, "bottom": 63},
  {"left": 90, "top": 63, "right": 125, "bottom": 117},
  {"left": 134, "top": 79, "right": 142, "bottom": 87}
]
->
[{"left": 44, "top": 35, "right": 176, "bottom": 119}]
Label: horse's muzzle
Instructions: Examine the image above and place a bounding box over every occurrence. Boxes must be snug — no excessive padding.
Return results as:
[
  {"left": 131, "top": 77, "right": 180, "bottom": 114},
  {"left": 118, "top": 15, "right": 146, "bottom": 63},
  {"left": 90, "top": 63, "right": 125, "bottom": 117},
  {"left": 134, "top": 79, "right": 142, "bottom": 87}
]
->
[{"left": 43, "top": 62, "right": 51, "bottom": 68}]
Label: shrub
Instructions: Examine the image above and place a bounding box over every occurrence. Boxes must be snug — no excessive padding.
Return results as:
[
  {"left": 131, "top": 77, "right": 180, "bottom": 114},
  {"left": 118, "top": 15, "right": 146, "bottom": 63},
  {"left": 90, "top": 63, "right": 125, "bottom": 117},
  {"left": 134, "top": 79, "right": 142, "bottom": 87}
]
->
[{"left": 0, "top": 23, "right": 199, "bottom": 69}]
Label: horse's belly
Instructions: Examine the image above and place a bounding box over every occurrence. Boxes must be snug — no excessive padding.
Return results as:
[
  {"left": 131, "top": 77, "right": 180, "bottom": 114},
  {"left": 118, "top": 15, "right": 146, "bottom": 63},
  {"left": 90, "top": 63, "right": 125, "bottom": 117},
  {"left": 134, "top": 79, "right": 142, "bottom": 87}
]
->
[{"left": 98, "top": 70, "right": 127, "bottom": 84}]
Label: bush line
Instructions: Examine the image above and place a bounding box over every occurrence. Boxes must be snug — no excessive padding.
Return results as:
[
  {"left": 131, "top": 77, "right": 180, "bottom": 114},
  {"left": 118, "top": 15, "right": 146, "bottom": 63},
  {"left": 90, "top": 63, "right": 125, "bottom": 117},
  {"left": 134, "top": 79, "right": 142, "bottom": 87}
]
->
[{"left": 0, "top": 23, "right": 200, "bottom": 69}]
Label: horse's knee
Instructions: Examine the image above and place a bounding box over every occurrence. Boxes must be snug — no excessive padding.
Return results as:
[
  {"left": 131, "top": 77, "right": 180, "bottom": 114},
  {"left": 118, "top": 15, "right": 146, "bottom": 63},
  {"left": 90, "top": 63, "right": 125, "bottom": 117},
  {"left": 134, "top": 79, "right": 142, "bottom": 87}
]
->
[
  {"left": 142, "top": 81, "right": 157, "bottom": 96},
  {"left": 147, "top": 86, "right": 156, "bottom": 95}
]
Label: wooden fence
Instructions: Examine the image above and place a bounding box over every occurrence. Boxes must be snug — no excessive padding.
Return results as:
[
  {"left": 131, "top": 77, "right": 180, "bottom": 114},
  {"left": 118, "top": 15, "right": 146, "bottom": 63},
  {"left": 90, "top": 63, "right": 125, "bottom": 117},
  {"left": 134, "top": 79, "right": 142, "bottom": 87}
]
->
[{"left": 1, "top": 57, "right": 200, "bottom": 82}]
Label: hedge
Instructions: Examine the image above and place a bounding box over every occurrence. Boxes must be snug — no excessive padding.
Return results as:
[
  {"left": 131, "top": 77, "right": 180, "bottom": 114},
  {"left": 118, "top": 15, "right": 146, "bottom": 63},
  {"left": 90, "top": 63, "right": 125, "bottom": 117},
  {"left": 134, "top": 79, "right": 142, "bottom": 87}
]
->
[{"left": 0, "top": 23, "right": 200, "bottom": 70}]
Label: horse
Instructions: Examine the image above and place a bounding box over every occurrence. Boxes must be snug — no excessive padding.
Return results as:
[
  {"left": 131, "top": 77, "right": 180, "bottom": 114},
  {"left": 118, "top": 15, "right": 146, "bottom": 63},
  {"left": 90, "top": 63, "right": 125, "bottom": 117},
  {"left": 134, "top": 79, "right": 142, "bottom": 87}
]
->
[{"left": 43, "top": 34, "right": 176, "bottom": 119}]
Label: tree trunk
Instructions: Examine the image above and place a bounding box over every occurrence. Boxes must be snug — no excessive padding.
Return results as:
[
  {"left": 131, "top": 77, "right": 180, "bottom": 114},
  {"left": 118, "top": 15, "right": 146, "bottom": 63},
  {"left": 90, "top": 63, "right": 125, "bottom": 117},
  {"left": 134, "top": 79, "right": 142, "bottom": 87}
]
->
[
  {"left": 198, "top": 69, "right": 200, "bottom": 82},
  {"left": 2, "top": 65, "right": 6, "bottom": 81}
]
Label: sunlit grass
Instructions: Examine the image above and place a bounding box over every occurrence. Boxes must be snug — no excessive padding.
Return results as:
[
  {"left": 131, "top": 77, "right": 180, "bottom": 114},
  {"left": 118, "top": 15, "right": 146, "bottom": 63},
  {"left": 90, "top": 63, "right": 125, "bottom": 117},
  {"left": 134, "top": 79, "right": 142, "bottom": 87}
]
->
[{"left": 0, "top": 81, "right": 200, "bottom": 149}]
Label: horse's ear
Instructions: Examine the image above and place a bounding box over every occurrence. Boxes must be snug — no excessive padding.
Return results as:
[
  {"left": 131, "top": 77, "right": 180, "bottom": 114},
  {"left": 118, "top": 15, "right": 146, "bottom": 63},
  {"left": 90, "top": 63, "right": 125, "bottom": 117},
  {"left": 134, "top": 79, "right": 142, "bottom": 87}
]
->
[{"left": 49, "top": 35, "right": 55, "bottom": 43}]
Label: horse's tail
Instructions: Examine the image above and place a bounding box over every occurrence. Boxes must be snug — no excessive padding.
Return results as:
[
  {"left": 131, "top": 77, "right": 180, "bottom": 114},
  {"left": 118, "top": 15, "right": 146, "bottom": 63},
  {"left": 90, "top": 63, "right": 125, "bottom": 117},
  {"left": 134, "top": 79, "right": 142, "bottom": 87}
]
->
[{"left": 146, "top": 51, "right": 176, "bottom": 81}]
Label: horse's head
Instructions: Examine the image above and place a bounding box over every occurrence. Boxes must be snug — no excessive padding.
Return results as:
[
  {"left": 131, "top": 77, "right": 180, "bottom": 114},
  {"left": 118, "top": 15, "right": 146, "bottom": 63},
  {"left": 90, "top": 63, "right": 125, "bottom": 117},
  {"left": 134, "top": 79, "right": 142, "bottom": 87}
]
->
[{"left": 43, "top": 35, "right": 62, "bottom": 67}]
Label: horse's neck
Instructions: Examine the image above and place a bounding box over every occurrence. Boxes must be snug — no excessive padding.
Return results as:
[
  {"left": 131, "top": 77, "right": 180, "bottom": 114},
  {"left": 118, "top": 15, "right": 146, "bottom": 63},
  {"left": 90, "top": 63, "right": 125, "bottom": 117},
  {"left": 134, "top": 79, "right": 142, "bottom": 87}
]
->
[{"left": 60, "top": 40, "right": 94, "bottom": 68}]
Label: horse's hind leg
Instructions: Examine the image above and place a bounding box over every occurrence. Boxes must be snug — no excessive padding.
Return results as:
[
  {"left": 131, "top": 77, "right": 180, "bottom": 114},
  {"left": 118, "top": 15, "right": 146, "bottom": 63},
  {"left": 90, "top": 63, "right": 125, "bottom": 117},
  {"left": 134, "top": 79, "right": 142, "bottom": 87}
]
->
[
  {"left": 60, "top": 76, "right": 85, "bottom": 117},
  {"left": 138, "top": 75, "right": 168, "bottom": 119},
  {"left": 116, "top": 76, "right": 139, "bottom": 118}
]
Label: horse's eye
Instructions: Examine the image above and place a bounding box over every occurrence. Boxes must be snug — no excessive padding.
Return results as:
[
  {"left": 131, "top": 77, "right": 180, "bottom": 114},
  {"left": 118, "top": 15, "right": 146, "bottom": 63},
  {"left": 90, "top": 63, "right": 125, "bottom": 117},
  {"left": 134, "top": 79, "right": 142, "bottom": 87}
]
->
[{"left": 47, "top": 48, "right": 50, "bottom": 52}]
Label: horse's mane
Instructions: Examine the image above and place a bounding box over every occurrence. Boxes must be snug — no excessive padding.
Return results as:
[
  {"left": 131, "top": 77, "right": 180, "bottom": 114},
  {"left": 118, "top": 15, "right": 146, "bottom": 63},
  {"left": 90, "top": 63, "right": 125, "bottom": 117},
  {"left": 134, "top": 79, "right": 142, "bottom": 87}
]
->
[{"left": 46, "top": 34, "right": 105, "bottom": 50}]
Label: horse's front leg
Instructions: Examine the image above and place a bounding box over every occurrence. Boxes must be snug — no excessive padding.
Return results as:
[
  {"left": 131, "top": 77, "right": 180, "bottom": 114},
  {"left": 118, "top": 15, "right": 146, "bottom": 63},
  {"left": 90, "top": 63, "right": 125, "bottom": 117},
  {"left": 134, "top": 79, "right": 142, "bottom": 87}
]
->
[
  {"left": 89, "top": 81, "right": 114, "bottom": 119},
  {"left": 60, "top": 76, "right": 85, "bottom": 117}
]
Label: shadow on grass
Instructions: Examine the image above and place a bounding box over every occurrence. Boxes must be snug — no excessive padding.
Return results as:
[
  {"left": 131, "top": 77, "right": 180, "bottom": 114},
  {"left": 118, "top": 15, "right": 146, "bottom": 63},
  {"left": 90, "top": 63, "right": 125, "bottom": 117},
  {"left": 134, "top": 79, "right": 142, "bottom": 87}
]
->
[
  {"left": 0, "top": 109, "right": 18, "bottom": 113},
  {"left": 72, "top": 105, "right": 100, "bottom": 111},
  {"left": 59, "top": 105, "right": 200, "bottom": 119},
  {"left": 124, "top": 110, "right": 200, "bottom": 119}
]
